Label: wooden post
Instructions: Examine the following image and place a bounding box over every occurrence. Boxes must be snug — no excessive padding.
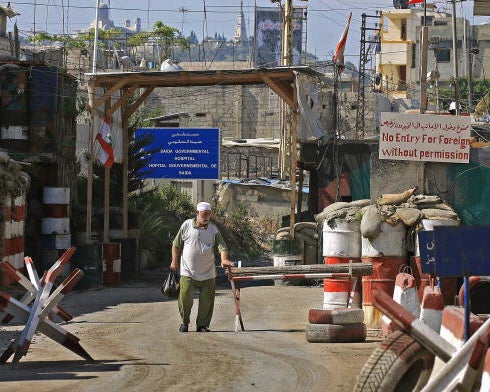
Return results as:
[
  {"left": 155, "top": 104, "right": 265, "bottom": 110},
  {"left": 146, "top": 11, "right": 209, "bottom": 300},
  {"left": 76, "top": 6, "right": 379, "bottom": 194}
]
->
[
  {"left": 86, "top": 81, "right": 95, "bottom": 242},
  {"left": 290, "top": 101, "right": 298, "bottom": 235},
  {"left": 103, "top": 101, "right": 111, "bottom": 243},
  {"left": 122, "top": 102, "right": 129, "bottom": 238},
  {"left": 103, "top": 166, "right": 110, "bottom": 243}
]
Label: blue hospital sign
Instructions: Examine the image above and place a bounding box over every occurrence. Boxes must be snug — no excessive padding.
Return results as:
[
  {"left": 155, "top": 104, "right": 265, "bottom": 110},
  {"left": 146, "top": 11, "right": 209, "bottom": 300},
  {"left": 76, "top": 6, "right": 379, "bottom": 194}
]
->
[{"left": 135, "top": 128, "right": 220, "bottom": 179}]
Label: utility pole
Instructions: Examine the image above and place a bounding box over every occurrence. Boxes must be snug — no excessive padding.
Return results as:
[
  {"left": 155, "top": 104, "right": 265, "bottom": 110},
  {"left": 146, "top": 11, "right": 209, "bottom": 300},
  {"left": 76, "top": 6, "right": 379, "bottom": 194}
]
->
[
  {"left": 451, "top": 0, "right": 460, "bottom": 115},
  {"left": 279, "top": 0, "right": 293, "bottom": 180},
  {"left": 420, "top": 1, "right": 428, "bottom": 114},
  {"left": 356, "top": 13, "right": 380, "bottom": 138}
]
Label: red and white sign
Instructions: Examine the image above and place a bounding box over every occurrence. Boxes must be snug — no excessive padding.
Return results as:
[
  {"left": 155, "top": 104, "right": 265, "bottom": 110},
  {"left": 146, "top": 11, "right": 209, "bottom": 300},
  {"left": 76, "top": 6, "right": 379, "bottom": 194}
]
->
[{"left": 379, "top": 113, "right": 471, "bottom": 163}]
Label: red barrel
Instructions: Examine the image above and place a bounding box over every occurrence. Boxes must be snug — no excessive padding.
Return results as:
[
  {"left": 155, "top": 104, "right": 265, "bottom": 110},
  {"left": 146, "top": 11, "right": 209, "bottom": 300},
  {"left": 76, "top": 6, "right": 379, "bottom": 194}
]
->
[
  {"left": 103, "top": 242, "right": 121, "bottom": 287},
  {"left": 323, "top": 256, "right": 361, "bottom": 309},
  {"left": 362, "top": 256, "right": 407, "bottom": 329}
]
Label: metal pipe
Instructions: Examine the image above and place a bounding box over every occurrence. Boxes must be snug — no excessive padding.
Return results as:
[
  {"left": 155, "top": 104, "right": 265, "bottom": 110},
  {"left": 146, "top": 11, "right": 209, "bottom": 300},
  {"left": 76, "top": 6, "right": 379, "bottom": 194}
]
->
[{"left": 451, "top": 0, "right": 460, "bottom": 115}]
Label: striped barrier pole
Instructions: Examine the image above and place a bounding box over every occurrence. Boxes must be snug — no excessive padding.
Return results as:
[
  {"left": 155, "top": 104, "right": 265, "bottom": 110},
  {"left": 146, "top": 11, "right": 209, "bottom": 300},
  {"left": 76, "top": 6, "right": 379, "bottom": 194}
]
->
[
  {"left": 24, "top": 256, "right": 41, "bottom": 290},
  {"left": 373, "top": 289, "right": 490, "bottom": 392},
  {"left": 232, "top": 272, "right": 352, "bottom": 282},
  {"left": 0, "top": 261, "right": 73, "bottom": 323},
  {"left": 39, "top": 269, "right": 84, "bottom": 320},
  {"left": 420, "top": 324, "right": 490, "bottom": 392},
  {"left": 227, "top": 266, "right": 245, "bottom": 333},
  {"left": 456, "top": 328, "right": 490, "bottom": 391},
  {"left": 0, "top": 293, "right": 92, "bottom": 363},
  {"left": 372, "top": 289, "right": 456, "bottom": 362}
]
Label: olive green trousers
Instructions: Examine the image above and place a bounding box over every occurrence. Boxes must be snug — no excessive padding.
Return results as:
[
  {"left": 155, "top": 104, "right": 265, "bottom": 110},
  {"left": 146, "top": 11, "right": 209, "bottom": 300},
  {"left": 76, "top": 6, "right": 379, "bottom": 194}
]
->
[{"left": 178, "top": 276, "right": 216, "bottom": 328}]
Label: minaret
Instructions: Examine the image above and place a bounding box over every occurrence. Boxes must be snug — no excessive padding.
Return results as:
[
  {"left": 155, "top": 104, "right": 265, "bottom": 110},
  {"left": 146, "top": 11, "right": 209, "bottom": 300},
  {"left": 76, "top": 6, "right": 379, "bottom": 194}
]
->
[{"left": 233, "top": 1, "right": 247, "bottom": 42}]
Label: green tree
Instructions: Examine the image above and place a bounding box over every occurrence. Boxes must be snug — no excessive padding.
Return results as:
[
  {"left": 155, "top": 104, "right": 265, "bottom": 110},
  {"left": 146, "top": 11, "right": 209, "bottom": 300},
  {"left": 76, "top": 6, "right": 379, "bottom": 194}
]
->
[
  {"left": 128, "top": 21, "right": 189, "bottom": 64},
  {"left": 437, "top": 77, "right": 490, "bottom": 114}
]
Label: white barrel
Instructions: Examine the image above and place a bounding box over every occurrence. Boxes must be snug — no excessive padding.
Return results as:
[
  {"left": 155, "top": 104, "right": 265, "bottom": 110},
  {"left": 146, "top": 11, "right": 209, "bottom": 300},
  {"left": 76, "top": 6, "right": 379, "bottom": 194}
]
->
[
  {"left": 41, "top": 217, "right": 70, "bottom": 235},
  {"left": 415, "top": 219, "right": 460, "bottom": 256},
  {"left": 323, "top": 220, "right": 361, "bottom": 257},
  {"left": 43, "top": 187, "right": 70, "bottom": 204},
  {"left": 362, "top": 222, "right": 407, "bottom": 257}
]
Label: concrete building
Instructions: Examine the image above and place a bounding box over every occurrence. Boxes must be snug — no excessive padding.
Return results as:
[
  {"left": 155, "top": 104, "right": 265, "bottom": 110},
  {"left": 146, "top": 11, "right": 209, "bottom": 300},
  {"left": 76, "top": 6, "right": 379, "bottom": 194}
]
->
[{"left": 376, "top": 3, "right": 489, "bottom": 105}]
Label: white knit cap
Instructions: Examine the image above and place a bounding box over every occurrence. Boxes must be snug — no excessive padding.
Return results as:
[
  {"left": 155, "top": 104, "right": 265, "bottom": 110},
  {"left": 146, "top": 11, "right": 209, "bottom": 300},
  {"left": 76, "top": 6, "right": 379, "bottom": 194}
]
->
[{"left": 196, "top": 202, "right": 212, "bottom": 211}]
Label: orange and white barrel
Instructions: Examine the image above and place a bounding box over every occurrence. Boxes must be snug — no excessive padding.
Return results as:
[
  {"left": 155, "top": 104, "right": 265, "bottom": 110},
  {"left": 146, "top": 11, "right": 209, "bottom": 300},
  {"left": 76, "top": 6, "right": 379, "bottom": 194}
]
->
[
  {"left": 103, "top": 242, "right": 121, "bottom": 286},
  {"left": 322, "top": 220, "right": 361, "bottom": 309},
  {"left": 42, "top": 188, "right": 71, "bottom": 251},
  {"left": 323, "top": 256, "right": 361, "bottom": 309}
]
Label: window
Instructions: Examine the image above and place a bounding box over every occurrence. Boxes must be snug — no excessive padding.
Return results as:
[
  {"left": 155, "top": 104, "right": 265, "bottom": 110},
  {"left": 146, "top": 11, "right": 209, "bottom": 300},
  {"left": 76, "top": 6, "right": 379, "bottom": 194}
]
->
[
  {"left": 401, "top": 19, "right": 407, "bottom": 40},
  {"left": 436, "top": 48, "right": 451, "bottom": 63},
  {"left": 434, "top": 20, "right": 448, "bottom": 26},
  {"left": 421, "top": 16, "right": 433, "bottom": 25}
]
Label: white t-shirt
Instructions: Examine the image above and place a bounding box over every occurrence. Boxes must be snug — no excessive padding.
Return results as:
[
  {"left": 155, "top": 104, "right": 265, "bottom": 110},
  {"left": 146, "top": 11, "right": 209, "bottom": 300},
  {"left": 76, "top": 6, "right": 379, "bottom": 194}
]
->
[{"left": 175, "top": 219, "right": 222, "bottom": 281}]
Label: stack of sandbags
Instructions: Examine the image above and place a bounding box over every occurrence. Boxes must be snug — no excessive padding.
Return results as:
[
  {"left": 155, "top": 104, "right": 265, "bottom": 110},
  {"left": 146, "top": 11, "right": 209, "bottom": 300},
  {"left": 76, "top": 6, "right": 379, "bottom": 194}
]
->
[
  {"left": 276, "top": 222, "right": 318, "bottom": 265},
  {"left": 314, "top": 199, "right": 372, "bottom": 228}
]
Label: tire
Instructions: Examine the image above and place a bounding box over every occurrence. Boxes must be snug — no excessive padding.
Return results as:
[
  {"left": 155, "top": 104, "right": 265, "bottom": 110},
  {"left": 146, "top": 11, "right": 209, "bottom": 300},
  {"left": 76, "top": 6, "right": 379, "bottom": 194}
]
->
[
  {"left": 305, "top": 322, "right": 366, "bottom": 343},
  {"left": 354, "top": 330, "right": 435, "bottom": 392},
  {"left": 308, "top": 308, "right": 364, "bottom": 324}
]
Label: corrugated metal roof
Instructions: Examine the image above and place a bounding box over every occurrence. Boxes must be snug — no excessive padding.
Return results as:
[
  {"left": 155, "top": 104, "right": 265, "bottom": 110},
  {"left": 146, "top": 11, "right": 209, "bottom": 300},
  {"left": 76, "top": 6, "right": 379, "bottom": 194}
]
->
[{"left": 474, "top": 0, "right": 490, "bottom": 16}]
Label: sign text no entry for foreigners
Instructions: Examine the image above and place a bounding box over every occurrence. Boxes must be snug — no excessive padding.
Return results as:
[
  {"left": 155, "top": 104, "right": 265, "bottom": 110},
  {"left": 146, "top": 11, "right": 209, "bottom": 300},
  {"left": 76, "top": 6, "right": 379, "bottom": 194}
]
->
[
  {"left": 379, "top": 113, "right": 471, "bottom": 164},
  {"left": 135, "top": 128, "right": 220, "bottom": 179}
]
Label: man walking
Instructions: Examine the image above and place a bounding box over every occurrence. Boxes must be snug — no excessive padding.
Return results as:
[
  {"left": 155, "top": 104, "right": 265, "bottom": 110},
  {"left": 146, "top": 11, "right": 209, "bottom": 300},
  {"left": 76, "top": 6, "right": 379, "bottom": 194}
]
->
[{"left": 170, "top": 202, "right": 234, "bottom": 333}]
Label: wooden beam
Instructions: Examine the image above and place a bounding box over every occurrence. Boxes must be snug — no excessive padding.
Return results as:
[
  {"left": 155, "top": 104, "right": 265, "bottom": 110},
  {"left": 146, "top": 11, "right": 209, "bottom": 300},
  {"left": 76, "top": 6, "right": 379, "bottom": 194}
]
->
[
  {"left": 229, "top": 263, "right": 373, "bottom": 277},
  {"left": 106, "top": 84, "right": 138, "bottom": 117},
  {"left": 92, "top": 78, "right": 129, "bottom": 110},
  {"left": 258, "top": 71, "right": 296, "bottom": 110},
  {"left": 123, "top": 86, "right": 155, "bottom": 122}
]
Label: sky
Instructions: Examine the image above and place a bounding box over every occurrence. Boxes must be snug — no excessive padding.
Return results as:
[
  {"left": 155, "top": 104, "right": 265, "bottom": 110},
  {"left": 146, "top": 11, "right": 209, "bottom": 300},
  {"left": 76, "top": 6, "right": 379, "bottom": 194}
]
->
[{"left": 6, "top": 0, "right": 487, "bottom": 63}]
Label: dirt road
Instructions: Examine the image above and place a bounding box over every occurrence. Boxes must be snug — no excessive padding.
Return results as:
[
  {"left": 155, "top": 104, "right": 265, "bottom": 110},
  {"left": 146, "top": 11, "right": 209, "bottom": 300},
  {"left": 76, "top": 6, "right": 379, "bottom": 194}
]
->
[{"left": 0, "top": 274, "right": 379, "bottom": 392}]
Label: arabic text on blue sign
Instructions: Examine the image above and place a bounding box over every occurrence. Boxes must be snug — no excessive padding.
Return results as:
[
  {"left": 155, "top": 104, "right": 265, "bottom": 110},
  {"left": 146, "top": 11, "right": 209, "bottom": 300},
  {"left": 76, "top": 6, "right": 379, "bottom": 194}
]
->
[{"left": 135, "top": 128, "right": 220, "bottom": 179}]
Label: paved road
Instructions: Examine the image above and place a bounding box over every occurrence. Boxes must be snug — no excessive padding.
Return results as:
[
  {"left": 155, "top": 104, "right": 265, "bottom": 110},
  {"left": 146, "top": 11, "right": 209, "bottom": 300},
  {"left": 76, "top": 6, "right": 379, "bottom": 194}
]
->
[{"left": 0, "top": 279, "right": 379, "bottom": 391}]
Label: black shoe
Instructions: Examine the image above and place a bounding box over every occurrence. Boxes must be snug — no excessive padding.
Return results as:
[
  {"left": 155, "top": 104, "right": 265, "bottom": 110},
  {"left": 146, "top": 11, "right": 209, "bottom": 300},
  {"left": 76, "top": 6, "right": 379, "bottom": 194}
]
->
[
  {"left": 197, "top": 326, "right": 210, "bottom": 332},
  {"left": 179, "top": 324, "right": 188, "bottom": 333}
]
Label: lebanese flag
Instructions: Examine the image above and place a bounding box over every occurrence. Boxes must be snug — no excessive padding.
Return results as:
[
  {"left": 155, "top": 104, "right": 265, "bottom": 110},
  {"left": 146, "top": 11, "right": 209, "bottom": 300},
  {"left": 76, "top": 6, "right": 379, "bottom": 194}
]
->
[
  {"left": 333, "top": 12, "right": 352, "bottom": 72},
  {"left": 408, "top": 0, "right": 424, "bottom": 4},
  {"left": 95, "top": 117, "right": 114, "bottom": 169}
]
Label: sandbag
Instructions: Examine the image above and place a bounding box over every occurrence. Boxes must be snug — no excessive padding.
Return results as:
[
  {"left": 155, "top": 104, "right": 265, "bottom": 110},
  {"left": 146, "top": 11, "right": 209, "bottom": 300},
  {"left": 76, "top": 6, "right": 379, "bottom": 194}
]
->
[
  {"left": 360, "top": 206, "right": 382, "bottom": 239},
  {"left": 377, "top": 187, "right": 417, "bottom": 206},
  {"left": 420, "top": 208, "right": 459, "bottom": 220},
  {"left": 314, "top": 202, "right": 350, "bottom": 223},
  {"left": 393, "top": 207, "right": 422, "bottom": 227},
  {"left": 348, "top": 199, "right": 372, "bottom": 208}
]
